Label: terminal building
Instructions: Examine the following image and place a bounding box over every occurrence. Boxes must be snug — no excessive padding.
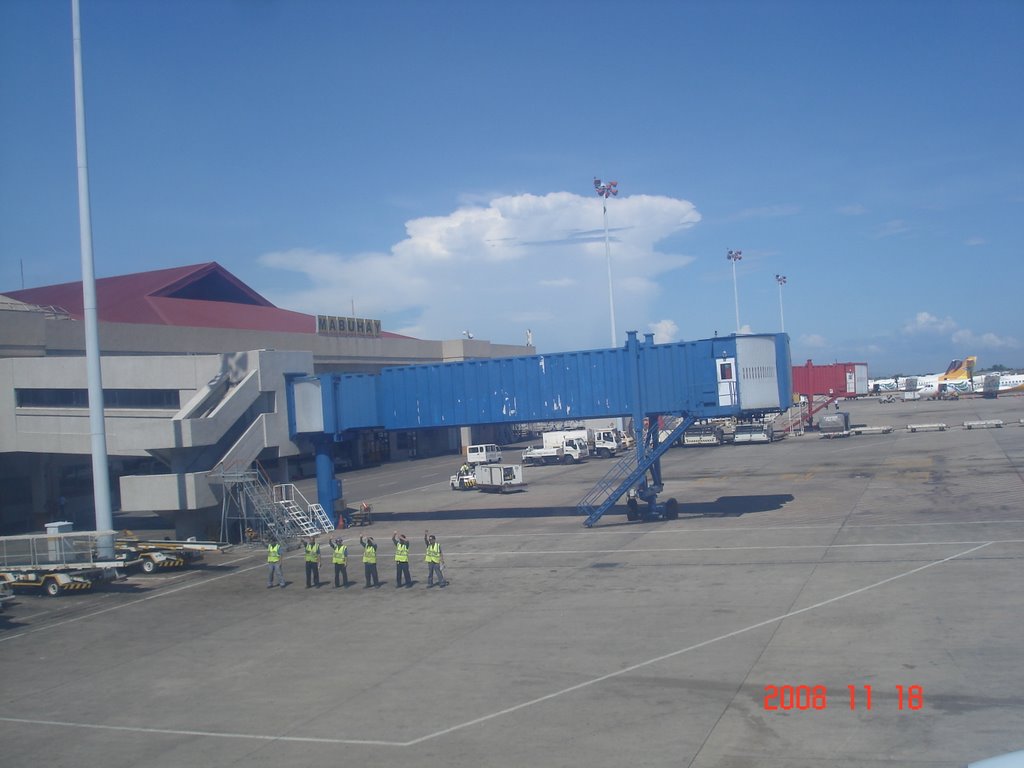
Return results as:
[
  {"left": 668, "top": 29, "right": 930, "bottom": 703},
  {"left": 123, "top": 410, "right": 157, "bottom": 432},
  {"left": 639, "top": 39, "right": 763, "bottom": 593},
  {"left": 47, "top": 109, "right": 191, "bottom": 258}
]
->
[{"left": 0, "top": 262, "right": 532, "bottom": 536}]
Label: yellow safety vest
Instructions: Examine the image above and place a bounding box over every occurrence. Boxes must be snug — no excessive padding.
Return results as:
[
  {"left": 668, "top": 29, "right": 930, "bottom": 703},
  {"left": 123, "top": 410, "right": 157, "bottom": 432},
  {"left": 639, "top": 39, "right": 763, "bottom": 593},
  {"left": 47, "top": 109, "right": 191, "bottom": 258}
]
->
[
  {"left": 267, "top": 544, "right": 281, "bottom": 563},
  {"left": 395, "top": 541, "right": 409, "bottom": 563},
  {"left": 304, "top": 543, "right": 320, "bottom": 562},
  {"left": 332, "top": 544, "right": 348, "bottom": 565},
  {"left": 362, "top": 544, "right": 377, "bottom": 564},
  {"left": 425, "top": 542, "right": 441, "bottom": 564}
]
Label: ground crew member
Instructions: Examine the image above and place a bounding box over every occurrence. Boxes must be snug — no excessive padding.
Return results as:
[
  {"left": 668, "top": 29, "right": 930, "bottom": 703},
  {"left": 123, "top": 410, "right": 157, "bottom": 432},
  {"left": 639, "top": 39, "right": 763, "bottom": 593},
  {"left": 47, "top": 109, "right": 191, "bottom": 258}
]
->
[
  {"left": 360, "top": 535, "right": 379, "bottom": 587},
  {"left": 393, "top": 530, "right": 412, "bottom": 587},
  {"left": 304, "top": 536, "right": 321, "bottom": 588},
  {"left": 330, "top": 537, "right": 350, "bottom": 588},
  {"left": 423, "top": 529, "right": 447, "bottom": 588},
  {"left": 266, "top": 541, "right": 285, "bottom": 588}
]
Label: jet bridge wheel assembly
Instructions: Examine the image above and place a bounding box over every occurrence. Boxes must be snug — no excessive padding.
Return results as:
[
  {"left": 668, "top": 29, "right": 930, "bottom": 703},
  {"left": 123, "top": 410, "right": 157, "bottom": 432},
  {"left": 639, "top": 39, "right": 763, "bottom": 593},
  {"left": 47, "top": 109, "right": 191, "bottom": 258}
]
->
[{"left": 625, "top": 497, "right": 640, "bottom": 521}]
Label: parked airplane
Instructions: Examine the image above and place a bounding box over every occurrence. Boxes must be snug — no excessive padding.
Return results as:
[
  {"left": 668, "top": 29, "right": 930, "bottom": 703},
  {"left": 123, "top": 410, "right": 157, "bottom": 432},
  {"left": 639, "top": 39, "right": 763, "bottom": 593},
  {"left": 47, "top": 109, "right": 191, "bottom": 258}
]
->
[
  {"left": 870, "top": 356, "right": 1023, "bottom": 398},
  {"left": 974, "top": 371, "right": 1024, "bottom": 398},
  {"left": 869, "top": 357, "right": 976, "bottom": 396}
]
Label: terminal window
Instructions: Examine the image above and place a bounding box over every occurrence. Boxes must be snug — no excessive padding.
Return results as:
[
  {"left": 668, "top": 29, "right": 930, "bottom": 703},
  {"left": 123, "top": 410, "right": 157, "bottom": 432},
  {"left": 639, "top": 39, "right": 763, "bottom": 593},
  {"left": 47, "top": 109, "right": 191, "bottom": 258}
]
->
[{"left": 15, "top": 388, "right": 181, "bottom": 409}]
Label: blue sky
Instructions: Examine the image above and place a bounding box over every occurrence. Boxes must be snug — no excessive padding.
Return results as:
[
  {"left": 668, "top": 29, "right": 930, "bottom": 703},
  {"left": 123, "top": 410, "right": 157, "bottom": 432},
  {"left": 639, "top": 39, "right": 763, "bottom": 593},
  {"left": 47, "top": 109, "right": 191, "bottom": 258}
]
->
[{"left": 1, "top": 1, "right": 1021, "bottom": 376}]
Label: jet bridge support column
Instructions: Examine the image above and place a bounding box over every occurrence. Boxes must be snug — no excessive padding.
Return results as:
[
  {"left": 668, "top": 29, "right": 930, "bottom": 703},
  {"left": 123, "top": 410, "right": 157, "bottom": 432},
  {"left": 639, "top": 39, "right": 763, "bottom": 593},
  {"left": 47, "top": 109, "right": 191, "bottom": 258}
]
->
[{"left": 312, "top": 436, "right": 343, "bottom": 527}]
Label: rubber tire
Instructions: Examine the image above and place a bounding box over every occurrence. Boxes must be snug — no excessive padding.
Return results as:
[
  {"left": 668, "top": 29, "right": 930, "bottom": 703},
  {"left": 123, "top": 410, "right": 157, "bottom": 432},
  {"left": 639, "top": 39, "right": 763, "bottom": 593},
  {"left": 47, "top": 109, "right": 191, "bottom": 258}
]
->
[
  {"left": 142, "top": 558, "right": 157, "bottom": 573},
  {"left": 664, "top": 498, "right": 679, "bottom": 520},
  {"left": 44, "top": 579, "right": 61, "bottom": 597},
  {"left": 598, "top": 448, "right": 610, "bottom": 459},
  {"left": 562, "top": 454, "right": 576, "bottom": 465}
]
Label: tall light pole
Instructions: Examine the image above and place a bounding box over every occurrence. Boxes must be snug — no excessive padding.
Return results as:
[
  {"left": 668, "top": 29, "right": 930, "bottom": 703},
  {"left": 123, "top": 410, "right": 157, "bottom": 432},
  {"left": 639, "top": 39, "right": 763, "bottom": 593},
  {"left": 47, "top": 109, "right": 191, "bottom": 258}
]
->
[
  {"left": 775, "top": 274, "right": 787, "bottom": 332},
  {"left": 594, "top": 177, "right": 619, "bottom": 347},
  {"left": 727, "top": 249, "right": 743, "bottom": 334},
  {"left": 72, "top": 0, "right": 113, "bottom": 551}
]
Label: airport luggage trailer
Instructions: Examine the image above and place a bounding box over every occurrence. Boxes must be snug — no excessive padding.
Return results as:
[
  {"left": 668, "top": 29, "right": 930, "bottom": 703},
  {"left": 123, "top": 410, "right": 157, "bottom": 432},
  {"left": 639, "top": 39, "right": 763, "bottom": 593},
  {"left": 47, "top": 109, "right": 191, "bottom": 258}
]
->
[
  {"left": 850, "top": 425, "right": 894, "bottom": 435},
  {"left": 0, "top": 565, "right": 126, "bottom": 596},
  {"left": 0, "top": 530, "right": 133, "bottom": 596},
  {"left": 116, "top": 537, "right": 231, "bottom": 574}
]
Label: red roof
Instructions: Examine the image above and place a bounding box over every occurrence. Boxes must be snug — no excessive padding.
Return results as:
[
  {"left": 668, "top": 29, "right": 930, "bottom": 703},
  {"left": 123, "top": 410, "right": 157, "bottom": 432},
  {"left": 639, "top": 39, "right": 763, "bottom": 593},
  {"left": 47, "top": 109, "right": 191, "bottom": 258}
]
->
[{"left": 6, "top": 263, "right": 407, "bottom": 337}]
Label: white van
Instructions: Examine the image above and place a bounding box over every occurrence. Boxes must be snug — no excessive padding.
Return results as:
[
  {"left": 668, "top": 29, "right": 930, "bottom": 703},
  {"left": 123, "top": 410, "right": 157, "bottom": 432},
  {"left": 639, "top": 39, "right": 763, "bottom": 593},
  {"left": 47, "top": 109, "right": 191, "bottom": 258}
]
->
[{"left": 466, "top": 444, "right": 502, "bottom": 465}]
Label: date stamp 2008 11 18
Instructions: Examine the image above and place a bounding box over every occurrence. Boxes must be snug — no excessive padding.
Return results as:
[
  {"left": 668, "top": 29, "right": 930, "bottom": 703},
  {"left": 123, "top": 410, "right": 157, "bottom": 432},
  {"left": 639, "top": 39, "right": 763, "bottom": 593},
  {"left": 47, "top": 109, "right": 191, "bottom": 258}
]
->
[{"left": 764, "top": 684, "right": 924, "bottom": 711}]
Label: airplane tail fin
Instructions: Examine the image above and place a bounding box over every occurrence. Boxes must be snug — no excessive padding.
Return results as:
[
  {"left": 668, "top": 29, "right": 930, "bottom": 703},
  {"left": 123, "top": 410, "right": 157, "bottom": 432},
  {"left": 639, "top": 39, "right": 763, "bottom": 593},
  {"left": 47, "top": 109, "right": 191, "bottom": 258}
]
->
[{"left": 941, "top": 356, "right": 977, "bottom": 381}]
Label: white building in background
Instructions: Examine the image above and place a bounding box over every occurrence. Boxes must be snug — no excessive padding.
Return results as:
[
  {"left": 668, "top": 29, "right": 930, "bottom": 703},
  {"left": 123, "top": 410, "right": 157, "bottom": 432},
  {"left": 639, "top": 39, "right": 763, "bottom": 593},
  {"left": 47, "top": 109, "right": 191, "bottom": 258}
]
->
[{"left": 0, "top": 263, "right": 529, "bottom": 537}]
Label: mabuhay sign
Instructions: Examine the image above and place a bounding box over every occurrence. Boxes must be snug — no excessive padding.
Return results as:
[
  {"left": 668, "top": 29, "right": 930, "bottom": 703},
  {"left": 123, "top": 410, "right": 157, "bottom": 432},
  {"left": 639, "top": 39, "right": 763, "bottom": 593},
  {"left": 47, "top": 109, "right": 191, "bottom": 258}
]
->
[{"left": 316, "top": 315, "right": 382, "bottom": 337}]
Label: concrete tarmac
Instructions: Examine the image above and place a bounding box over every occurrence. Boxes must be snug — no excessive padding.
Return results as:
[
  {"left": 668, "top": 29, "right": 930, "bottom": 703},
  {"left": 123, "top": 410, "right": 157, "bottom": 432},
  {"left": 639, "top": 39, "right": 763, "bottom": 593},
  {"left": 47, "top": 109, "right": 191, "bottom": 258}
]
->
[{"left": 1, "top": 395, "right": 1022, "bottom": 767}]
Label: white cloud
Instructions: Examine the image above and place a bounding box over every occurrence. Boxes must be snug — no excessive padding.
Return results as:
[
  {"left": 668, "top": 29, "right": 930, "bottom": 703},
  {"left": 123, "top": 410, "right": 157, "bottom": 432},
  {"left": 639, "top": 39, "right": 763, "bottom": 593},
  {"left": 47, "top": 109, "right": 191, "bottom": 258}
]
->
[
  {"left": 904, "top": 311, "right": 957, "bottom": 335},
  {"left": 648, "top": 319, "right": 679, "bottom": 343},
  {"left": 951, "top": 329, "right": 1020, "bottom": 349},
  {"left": 260, "top": 191, "right": 701, "bottom": 351},
  {"left": 964, "top": 236, "right": 987, "bottom": 247}
]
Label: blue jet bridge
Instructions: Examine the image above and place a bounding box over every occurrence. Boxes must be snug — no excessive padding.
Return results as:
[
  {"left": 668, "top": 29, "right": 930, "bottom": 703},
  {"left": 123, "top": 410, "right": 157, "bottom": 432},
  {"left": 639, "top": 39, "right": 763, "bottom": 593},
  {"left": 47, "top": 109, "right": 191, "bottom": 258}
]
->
[{"left": 287, "top": 331, "right": 791, "bottom": 527}]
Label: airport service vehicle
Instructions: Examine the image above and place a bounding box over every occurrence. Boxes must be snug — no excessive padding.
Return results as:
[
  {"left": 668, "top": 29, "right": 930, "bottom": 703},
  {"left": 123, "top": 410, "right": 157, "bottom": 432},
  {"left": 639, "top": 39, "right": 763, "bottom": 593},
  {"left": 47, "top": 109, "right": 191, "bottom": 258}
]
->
[
  {"left": 732, "top": 423, "right": 775, "bottom": 444},
  {"left": 582, "top": 428, "right": 623, "bottom": 458},
  {"left": 0, "top": 581, "right": 13, "bottom": 611},
  {"left": 449, "top": 466, "right": 476, "bottom": 490},
  {"left": 544, "top": 428, "right": 622, "bottom": 458},
  {"left": 474, "top": 464, "right": 526, "bottom": 493},
  {"left": 0, "top": 529, "right": 131, "bottom": 596},
  {"left": 466, "top": 444, "right": 502, "bottom": 465},
  {"left": 683, "top": 424, "right": 724, "bottom": 446},
  {"left": 521, "top": 434, "right": 588, "bottom": 465},
  {"left": 818, "top": 411, "right": 851, "bottom": 438},
  {"left": 116, "top": 536, "right": 230, "bottom": 573}
]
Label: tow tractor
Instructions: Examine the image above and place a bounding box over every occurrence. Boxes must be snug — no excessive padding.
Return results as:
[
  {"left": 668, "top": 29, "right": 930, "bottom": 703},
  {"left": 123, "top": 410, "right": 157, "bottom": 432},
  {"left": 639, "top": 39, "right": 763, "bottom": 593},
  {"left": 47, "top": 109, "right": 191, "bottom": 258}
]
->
[
  {"left": 116, "top": 534, "right": 232, "bottom": 573},
  {"left": 450, "top": 465, "right": 476, "bottom": 490},
  {"left": 0, "top": 529, "right": 134, "bottom": 596}
]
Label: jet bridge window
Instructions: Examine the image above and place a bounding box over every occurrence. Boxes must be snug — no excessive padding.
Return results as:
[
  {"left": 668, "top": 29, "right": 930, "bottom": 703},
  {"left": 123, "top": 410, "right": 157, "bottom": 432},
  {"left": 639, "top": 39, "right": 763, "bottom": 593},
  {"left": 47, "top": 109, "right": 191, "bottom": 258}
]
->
[{"left": 719, "top": 362, "right": 734, "bottom": 380}]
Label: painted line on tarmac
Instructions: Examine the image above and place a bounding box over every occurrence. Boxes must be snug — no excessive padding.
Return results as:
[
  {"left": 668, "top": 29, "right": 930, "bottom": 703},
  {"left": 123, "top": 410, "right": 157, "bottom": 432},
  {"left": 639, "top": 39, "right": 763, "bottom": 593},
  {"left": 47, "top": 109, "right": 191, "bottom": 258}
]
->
[
  {"left": 0, "top": 553, "right": 270, "bottom": 644},
  {"left": 0, "top": 543, "right": 995, "bottom": 748},
  {"left": 0, "top": 716, "right": 405, "bottom": 747},
  {"left": 442, "top": 519, "right": 1024, "bottom": 539},
  {"left": 449, "top": 539, "right": 1023, "bottom": 557},
  {"left": 403, "top": 541, "right": 994, "bottom": 746}
]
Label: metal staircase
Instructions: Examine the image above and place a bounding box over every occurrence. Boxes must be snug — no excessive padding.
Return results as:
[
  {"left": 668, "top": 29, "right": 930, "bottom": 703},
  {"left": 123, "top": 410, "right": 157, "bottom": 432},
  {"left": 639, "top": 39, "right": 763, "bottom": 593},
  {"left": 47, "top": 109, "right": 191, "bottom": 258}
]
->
[
  {"left": 308, "top": 503, "right": 335, "bottom": 532},
  {"left": 216, "top": 463, "right": 299, "bottom": 546},
  {"left": 579, "top": 415, "right": 696, "bottom": 527},
  {"left": 275, "top": 484, "right": 335, "bottom": 536},
  {"left": 215, "top": 464, "right": 338, "bottom": 545}
]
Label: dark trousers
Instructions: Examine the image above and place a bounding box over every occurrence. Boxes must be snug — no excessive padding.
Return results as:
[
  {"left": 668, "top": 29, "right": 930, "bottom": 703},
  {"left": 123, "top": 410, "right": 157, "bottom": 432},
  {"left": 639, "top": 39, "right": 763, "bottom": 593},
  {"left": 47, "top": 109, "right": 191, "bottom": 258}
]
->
[
  {"left": 364, "top": 562, "right": 379, "bottom": 586},
  {"left": 305, "top": 561, "right": 320, "bottom": 587},
  {"left": 396, "top": 561, "right": 411, "bottom": 586},
  {"left": 334, "top": 563, "right": 349, "bottom": 587}
]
